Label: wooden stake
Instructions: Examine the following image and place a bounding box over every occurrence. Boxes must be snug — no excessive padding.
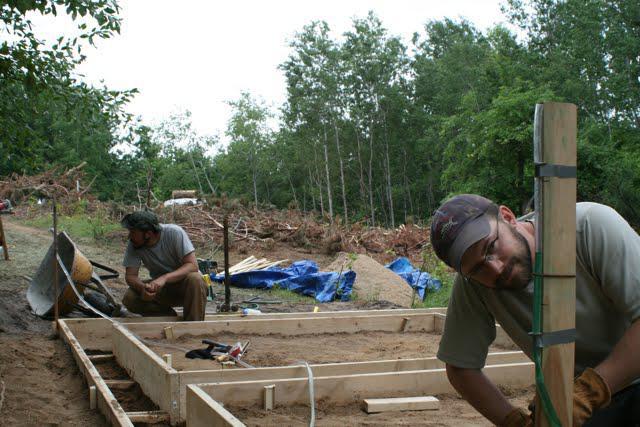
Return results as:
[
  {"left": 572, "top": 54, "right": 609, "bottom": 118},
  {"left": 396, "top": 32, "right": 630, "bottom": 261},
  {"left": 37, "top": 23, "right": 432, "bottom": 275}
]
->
[
  {"left": 535, "top": 102, "right": 577, "bottom": 427},
  {"left": 163, "top": 326, "right": 174, "bottom": 340},
  {"left": 263, "top": 385, "right": 275, "bottom": 411},
  {"left": 0, "top": 215, "right": 9, "bottom": 260},
  {"left": 163, "top": 354, "right": 172, "bottom": 368},
  {"left": 89, "top": 385, "right": 97, "bottom": 409}
]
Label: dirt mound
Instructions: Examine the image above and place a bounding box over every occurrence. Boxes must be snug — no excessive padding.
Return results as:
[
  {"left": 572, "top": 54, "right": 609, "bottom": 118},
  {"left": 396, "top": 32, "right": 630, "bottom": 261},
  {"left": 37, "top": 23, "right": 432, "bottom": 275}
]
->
[{"left": 327, "top": 252, "right": 414, "bottom": 307}]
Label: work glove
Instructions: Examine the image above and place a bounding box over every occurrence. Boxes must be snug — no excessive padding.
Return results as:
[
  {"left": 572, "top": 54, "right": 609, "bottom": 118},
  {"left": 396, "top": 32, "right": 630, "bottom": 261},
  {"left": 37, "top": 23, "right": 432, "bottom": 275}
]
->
[
  {"left": 499, "top": 407, "right": 532, "bottom": 427},
  {"left": 573, "top": 367, "right": 611, "bottom": 426}
]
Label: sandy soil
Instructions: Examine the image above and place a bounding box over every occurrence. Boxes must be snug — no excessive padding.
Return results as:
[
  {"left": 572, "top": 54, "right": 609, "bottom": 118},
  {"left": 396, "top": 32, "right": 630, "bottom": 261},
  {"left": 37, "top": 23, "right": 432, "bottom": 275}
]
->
[
  {"left": 231, "top": 386, "right": 536, "bottom": 426},
  {"left": 149, "top": 331, "right": 511, "bottom": 372}
]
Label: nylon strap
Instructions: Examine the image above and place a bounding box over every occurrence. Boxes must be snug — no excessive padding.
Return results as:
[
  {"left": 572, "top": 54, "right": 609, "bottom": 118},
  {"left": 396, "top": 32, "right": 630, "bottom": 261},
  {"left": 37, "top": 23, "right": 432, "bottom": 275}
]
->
[{"left": 535, "top": 163, "right": 577, "bottom": 178}]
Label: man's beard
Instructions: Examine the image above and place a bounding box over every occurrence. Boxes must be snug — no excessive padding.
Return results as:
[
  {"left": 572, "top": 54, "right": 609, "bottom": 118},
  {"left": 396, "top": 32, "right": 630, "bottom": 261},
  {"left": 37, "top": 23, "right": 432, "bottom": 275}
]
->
[
  {"left": 132, "top": 236, "right": 150, "bottom": 249},
  {"left": 495, "top": 224, "right": 533, "bottom": 290}
]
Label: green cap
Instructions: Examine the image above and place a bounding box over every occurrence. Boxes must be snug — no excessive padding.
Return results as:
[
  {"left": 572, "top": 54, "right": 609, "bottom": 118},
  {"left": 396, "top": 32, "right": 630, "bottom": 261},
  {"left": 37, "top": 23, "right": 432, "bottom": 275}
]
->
[{"left": 121, "top": 211, "right": 161, "bottom": 232}]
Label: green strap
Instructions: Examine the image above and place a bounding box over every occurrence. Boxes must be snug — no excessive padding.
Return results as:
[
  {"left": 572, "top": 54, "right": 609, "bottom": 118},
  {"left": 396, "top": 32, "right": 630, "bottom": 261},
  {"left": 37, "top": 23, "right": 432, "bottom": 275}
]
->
[{"left": 532, "top": 251, "right": 562, "bottom": 427}]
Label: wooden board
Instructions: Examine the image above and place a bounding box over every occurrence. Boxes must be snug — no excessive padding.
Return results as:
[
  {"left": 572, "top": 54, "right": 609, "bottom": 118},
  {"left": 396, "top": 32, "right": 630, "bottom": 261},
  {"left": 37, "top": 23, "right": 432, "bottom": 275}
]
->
[
  {"left": 176, "top": 351, "right": 529, "bottom": 420},
  {"left": 200, "top": 362, "right": 534, "bottom": 406},
  {"left": 62, "top": 308, "right": 445, "bottom": 350},
  {"left": 364, "top": 396, "right": 440, "bottom": 413},
  {"left": 123, "top": 313, "right": 437, "bottom": 340},
  {"left": 537, "top": 102, "right": 577, "bottom": 426},
  {"left": 111, "top": 323, "right": 180, "bottom": 423},
  {"left": 186, "top": 385, "right": 244, "bottom": 427},
  {"left": 58, "top": 320, "right": 133, "bottom": 427}
]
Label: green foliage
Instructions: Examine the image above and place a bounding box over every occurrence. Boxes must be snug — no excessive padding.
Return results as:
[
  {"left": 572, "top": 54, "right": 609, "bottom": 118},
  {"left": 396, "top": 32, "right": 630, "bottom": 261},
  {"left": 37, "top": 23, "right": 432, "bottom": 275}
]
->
[
  {"left": 411, "top": 244, "right": 456, "bottom": 308},
  {"left": 4, "top": 2, "right": 640, "bottom": 232}
]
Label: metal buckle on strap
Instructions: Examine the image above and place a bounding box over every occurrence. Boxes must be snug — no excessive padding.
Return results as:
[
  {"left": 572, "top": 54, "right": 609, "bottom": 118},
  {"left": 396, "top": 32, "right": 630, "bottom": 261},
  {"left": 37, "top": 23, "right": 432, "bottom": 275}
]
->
[
  {"left": 529, "top": 328, "right": 576, "bottom": 348},
  {"left": 535, "top": 163, "right": 577, "bottom": 178}
]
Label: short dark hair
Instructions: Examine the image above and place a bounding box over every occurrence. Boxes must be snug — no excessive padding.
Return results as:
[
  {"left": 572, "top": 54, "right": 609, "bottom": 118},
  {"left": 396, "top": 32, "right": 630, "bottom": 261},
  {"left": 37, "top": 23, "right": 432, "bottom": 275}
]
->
[{"left": 121, "top": 211, "right": 161, "bottom": 233}]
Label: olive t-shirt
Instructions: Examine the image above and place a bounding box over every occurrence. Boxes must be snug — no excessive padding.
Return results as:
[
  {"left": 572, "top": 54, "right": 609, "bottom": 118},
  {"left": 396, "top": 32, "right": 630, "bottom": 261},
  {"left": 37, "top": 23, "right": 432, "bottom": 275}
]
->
[
  {"left": 437, "top": 203, "right": 640, "bottom": 376},
  {"left": 122, "top": 224, "right": 195, "bottom": 279}
]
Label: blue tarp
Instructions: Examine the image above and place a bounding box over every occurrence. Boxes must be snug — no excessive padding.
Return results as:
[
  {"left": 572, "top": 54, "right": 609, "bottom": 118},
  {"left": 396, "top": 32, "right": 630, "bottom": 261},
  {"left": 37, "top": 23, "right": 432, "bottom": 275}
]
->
[
  {"left": 385, "top": 257, "right": 442, "bottom": 301},
  {"left": 211, "top": 260, "right": 354, "bottom": 303}
]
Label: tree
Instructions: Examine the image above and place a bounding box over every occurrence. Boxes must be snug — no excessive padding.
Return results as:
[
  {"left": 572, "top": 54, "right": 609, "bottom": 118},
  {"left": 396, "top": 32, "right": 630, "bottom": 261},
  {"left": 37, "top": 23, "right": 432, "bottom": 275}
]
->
[{"left": 220, "top": 93, "right": 272, "bottom": 209}]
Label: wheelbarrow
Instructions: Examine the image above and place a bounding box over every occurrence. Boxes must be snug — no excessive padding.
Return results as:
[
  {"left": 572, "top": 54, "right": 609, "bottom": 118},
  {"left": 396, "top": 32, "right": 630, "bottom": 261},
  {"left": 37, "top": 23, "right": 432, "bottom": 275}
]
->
[{"left": 27, "top": 231, "right": 136, "bottom": 318}]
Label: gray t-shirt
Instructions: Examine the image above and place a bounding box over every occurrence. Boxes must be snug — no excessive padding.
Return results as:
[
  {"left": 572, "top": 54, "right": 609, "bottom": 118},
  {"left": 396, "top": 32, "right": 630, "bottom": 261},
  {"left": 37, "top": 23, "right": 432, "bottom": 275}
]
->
[
  {"left": 437, "top": 202, "right": 640, "bottom": 376},
  {"left": 123, "top": 224, "right": 195, "bottom": 279}
]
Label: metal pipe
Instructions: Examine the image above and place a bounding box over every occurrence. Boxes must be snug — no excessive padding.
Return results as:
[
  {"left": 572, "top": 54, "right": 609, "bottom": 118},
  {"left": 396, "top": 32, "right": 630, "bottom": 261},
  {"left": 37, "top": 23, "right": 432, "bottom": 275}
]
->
[{"left": 52, "top": 193, "right": 59, "bottom": 325}]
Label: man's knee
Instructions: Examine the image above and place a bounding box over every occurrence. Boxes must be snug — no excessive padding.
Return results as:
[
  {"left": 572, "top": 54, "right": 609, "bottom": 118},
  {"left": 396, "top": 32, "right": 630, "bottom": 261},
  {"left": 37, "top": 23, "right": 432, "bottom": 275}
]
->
[
  {"left": 185, "top": 272, "right": 206, "bottom": 291},
  {"left": 122, "top": 288, "right": 140, "bottom": 310}
]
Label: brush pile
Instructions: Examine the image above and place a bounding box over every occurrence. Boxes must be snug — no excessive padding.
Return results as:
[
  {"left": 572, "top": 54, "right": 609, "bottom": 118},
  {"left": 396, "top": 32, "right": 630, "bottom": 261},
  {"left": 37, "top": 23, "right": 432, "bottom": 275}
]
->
[
  {"left": 0, "top": 163, "right": 95, "bottom": 209},
  {"left": 157, "top": 204, "right": 429, "bottom": 261}
]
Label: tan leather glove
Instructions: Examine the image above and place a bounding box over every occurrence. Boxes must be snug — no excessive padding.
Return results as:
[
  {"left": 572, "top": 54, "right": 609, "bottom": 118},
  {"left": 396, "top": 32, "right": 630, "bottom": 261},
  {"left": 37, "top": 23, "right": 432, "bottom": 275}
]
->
[
  {"left": 499, "top": 407, "right": 532, "bottom": 427},
  {"left": 573, "top": 367, "right": 611, "bottom": 426}
]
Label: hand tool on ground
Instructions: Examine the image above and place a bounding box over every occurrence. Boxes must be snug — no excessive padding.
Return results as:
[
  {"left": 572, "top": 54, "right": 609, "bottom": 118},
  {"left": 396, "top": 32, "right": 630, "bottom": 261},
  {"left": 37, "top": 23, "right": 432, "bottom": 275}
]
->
[{"left": 185, "top": 339, "right": 231, "bottom": 359}]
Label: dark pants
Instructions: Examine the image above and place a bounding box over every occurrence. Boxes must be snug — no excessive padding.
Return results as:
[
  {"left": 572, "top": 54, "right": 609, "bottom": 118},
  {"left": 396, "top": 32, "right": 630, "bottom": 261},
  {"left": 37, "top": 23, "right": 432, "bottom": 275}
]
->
[
  {"left": 585, "top": 382, "right": 640, "bottom": 427},
  {"left": 122, "top": 272, "right": 207, "bottom": 321}
]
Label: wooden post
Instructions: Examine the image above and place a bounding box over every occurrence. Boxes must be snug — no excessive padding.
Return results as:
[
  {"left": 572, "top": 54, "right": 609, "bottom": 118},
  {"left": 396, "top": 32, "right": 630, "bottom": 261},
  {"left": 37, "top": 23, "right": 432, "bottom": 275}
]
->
[
  {"left": 163, "top": 326, "right": 174, "bottom": 340},
  {"left": 535, "top": 102, "right": 577, "bottom": 427},
  {"left": 89, "top": 385, "right": 97, "bottom": 409},
  {"left": 0, "top": 215, "right": 9, "bottom": 260},
  {"left": 163, "top": 354, "right": 172, "bottom": 368},
  {"left": 52, "top": 194, "right": 59, "bottom": 329},
  {"left": 263, "top": 385, "right": 275, "bottom": 410}
]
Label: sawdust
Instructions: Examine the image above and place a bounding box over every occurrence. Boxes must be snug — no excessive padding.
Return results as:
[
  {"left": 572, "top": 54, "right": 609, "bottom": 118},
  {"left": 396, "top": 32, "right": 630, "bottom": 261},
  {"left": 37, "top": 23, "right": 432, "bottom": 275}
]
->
[{"left": 327, "top": 252, "right": 414, "bottom": 307}]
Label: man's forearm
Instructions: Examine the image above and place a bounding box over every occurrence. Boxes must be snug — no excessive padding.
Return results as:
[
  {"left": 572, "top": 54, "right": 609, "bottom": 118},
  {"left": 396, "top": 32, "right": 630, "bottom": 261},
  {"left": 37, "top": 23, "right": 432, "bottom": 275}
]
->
[
  {"left": 125, "top": 275, "right": 146, "bottom": 293},
  {"left": 594, "top": 318, "right": 640, "bottom": 393},
  {"left": 446, "top": 364, "right": 514, "bottom": 425},
  {"left": 161, "top": 262, "right": 199, "bottom": 284}
]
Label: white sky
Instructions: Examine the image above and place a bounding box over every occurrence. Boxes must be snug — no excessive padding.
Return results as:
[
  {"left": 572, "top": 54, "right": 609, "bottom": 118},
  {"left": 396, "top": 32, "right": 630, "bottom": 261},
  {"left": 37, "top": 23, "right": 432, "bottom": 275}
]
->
[{"left": 30, "top": 0, "right": 508, "bottom": 140}]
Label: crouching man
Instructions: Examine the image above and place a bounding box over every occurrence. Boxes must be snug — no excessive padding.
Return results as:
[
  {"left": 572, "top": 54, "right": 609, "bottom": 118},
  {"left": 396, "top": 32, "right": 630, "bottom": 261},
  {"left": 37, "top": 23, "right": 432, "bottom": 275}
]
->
[
  {"left": 121, "top": 211, "right": 207, "bottom": 321},
  {"left": 430, "top": 194, "right": 640, "bottom": 426}
]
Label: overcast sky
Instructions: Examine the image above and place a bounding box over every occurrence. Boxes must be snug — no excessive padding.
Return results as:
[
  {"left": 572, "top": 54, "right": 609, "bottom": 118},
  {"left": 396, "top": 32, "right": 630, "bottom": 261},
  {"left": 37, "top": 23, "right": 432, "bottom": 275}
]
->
[{"left": 31, "top": 0, "right": 508, "bottom": 139}]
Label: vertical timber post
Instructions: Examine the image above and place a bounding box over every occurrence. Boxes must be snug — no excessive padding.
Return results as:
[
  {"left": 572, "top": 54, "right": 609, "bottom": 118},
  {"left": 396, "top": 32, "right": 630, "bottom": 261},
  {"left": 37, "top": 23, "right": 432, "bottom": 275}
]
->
[{"left": 535, "top": 102, "right": 577, "bottom": 427}]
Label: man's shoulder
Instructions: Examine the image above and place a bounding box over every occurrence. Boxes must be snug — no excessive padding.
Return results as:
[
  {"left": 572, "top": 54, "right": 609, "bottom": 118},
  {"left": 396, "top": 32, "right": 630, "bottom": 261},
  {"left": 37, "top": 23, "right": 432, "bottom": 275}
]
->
[
  {"left": 160, "top": 223, "right": 187, "bottom": 234},
  {"left": 576, "top": 202, "right": 623, "bottom": 227}
]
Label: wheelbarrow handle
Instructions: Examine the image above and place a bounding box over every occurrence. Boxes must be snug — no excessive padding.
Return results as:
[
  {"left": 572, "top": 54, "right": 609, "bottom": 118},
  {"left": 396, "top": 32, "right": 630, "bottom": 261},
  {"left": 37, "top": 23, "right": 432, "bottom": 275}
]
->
[{"left": 89, "top": 260, "right": 119, "bottom": 280}]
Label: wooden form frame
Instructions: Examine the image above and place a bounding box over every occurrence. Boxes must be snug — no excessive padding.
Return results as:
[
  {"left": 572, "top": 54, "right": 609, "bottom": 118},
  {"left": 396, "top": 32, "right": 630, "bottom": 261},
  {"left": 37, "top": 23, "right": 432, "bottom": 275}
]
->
[
  {"left": 113, "top": 310, "right": 529, "bottom": 424},
  {"left": 185, "top": 357, "right": 534, "bottom": 426},
  {"left": 59, "top": 308, "right": 531, "bottom": 426},
  {"left": 59, "top": 308, "right": 442, "bottom": 425}
]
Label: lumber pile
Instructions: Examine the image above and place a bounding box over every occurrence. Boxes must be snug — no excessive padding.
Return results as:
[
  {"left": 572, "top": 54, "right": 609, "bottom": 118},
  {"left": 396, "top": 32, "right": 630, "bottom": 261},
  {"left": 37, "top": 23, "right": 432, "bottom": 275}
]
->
[{"left": 228, "top": 256, "right": 289, "bottom": 274}]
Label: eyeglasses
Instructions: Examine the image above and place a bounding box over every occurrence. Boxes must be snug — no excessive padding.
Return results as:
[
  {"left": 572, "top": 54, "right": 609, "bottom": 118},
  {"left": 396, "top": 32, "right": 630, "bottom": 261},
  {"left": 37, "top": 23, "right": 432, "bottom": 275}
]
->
[{"left": 463, "top": 213, "right": 500, "bottom": 284}]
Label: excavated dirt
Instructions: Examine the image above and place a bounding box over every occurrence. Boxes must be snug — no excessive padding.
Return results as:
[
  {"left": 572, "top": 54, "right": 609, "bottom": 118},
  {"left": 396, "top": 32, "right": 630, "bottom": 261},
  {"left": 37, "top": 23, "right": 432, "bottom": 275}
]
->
[{"left": 327, "top": 252, "right": 414, "bottom": 307}]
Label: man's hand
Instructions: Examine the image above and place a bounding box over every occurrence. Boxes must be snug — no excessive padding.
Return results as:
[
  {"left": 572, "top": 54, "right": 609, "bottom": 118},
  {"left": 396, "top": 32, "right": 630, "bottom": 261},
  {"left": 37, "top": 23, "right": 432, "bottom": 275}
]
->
[
  {"left": 147, "top": 276, "right": 167, "bottom": 294},
  {"left": 499, "top": 407, "right": 532, "bottom": 427},
  {"left": 573, "top": 368, "right": 611, "bottom": 426},
  {"left": 141, "top": 286, "right": 156, "bottom": 301}
]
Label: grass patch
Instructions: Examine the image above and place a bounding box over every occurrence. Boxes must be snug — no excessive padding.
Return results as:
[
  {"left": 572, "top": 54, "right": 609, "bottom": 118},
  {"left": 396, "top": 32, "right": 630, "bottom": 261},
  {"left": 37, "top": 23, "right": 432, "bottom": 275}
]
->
[
  {"left": 267, "top": 286, "right": 317, "bottom": 303},
  {"left": 411, "top": 246, "right": 456, "bottom": 309},
  {"left": 22, "top": 214, "right": 120, "bottom": 240}
]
